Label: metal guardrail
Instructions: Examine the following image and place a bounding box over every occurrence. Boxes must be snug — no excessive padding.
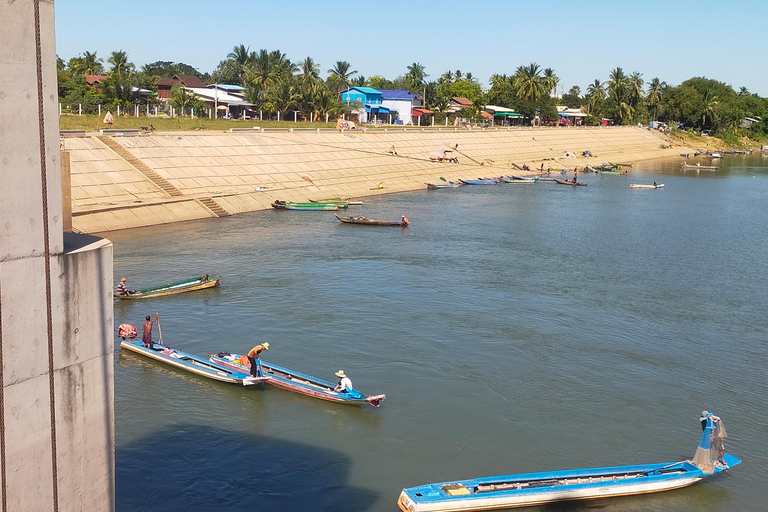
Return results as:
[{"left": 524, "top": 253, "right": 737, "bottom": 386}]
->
[
  {"left": 99, "top": 129, "right": 139, "bottom": 135},
  {"left": 60, "top": 130, "right": 86, "bottom": 137}
]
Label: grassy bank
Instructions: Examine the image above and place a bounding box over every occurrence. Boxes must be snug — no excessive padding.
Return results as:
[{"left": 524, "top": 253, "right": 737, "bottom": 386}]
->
[
  {"left": 58, "top": 114, "right": 337, "bottom": 132},
  {"left": 668, "top": 129, "right": 761, "bottom": 152}
]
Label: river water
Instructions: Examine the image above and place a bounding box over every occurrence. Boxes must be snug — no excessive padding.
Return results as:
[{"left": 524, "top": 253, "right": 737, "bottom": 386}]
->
[{"left": 112, "top": 155, "right": 768, "bottom": 512}]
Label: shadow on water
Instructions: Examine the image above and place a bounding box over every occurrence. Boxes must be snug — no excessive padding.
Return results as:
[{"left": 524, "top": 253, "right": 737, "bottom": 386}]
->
[{"left": 116, "top": 425, "right": 379, "bottom": 512}]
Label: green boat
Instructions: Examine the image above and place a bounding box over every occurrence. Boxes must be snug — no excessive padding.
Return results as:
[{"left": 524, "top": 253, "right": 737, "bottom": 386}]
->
[
  {"left": 115, "top": 274, "right": 220, "bottom": 300},
  {"left": 272, "top": 200, "right": 345, "bottom": 210}
]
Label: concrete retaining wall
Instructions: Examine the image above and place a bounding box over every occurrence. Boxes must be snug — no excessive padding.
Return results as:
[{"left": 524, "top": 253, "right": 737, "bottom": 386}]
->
[{"left": 64, "top": 124, "right": 686, "bottom": 234}]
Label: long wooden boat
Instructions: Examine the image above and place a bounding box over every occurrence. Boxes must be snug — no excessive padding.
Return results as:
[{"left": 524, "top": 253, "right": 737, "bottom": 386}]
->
[
  {"left": 630, "top": 183, "right": 665, "bottom": 189},
  {"left": 335, "top": 214, "right": 407, "bottom": 226},
  {"left": 598, "top": 170, "right": 626, "bottom": 175},
  {"left": 309, "top": 198, "right": 363, "bottom": 205},
  {"left": 114, "top": 274, "right": 220, "bottom": 300},
  {"left": 459, "top": 179, "right": 499, "bottom": 185},
  {"left": 209, "top": 352, "right": 385, "bottom": 407},
  {"left": 554, "top": 178, "right": 587, "bottom": 186},
  {"left": 272, "top": 200, "right": 341, "bottom": 210},
  {"left": 500, "top": 177, "right": 535, "bottom": 184},
  {"left": 120, "top": 339, "right": 268, "bottom": 385},
  {"left": 681, "top": 164, "right": 718, "bottom": 171},
  {"left": 398, "top": 415, "right": 739, "bottom": 512},
  {"left": 426, "top": 182, "right": 462, "bottom": 189}
]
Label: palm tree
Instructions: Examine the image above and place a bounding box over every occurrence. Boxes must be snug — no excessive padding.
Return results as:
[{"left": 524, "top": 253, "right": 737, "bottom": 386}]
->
[
  {"left": 251, "top": 49, "right": 272, "bottom": 87},
  {"left": 586, "top": 79, "right": 606, "bottom": 116},
  {"left": 454, "top": 70, "right": 463, "bottom": 81},
  {"left": 628, "top": 71, "right": 645, "bottom": 108},
  {"left": 513, "top": 62, "right": 545, "bottom": 101},
  {"left": 646, "top": 78, "right": 666, "bottom": 120},
  {"left": 352, "top": 75, "right": 367, "bottom": 87},
  {"left": 465, "top": 72, "right": 476, "bottom": 84},
  {"left": 108, "top": 50, "right": 133, "bottom": 75},
  {"left": 269, "top": 76, "right": 300, "bottom": 118},
  {"left": 702, "top": 89, "right": 718, "bottom": 127},
  {"left": 607, "top": 67, "right": 628, "bottom": 103},
  {"left": 328, "top": 61, "right": 358, "bottom": 92},
  {"left": 77, "top": 51, "right": 104, "bottom": 75},
  {"left": 738, "top": 86, "right": 749, "bottom": 97},
  {"left": 227, "top": 44, "right": 255, "bottom": 84},
  {"left": 301, "top": 57, "right": 320, "bottom": 81},
  {"left": 542, "top": 68, "right": 559, "bottom": 97},
  {"left": 405, "top": 62, "right": 428, "bottom": 92}
]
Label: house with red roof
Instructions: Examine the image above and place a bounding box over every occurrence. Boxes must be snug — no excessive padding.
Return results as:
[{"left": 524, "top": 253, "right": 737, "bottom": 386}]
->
[{"left": 156, "top": 74, "right": 206, "bottom": 99}]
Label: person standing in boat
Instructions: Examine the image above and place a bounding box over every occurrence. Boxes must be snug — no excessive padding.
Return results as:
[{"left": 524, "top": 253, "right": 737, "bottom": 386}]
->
[
  {"left": 334, "top": 370, "right": 353, "bottom": 393},
  {"left": 116, "top": 277, "right": 129, "bottom": 296},
  {"left": 247, "top": 342, "right": 269, "bottom": 377},
  {"left": 401, "top": 215, "right": 409, "bottom": 226},
  {"left": 142, "top": 313, "right": 159, "bottom": 348},
  {"left": 572, "top": 171, "right": 578, "bottom": 184}
]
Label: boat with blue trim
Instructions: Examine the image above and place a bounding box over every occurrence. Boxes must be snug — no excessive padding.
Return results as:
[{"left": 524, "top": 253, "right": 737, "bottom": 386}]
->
[
  {"left": 397, "top": 414, "right": 738, "bottom": 512},
  {"left": 209, "top": 352, "right": 385, "bottom": 407},
  {"left": 426, "top": 182, "right": 462, "bottom": 189},
  {"left": 459, "top": 179, "right": 499, "bottom": 185},
  {"left": 120, "top": 339, "right": 268, "bottom": 386}
]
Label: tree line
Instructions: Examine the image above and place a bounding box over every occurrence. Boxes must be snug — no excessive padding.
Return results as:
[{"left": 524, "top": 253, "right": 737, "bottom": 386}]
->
[{"left": 57, "top": 46, "right": 768, "bottom": 139}]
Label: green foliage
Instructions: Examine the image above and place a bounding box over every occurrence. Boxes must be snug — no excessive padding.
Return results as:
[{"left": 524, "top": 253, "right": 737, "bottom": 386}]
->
[{"left": 141, "top": 61, "right": 202, "bottom": 79}]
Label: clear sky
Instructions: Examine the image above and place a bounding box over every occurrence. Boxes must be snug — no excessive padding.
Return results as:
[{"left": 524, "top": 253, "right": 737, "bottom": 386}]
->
[{"left": 55, "top": 0, "right": 768, "bottom": 95}]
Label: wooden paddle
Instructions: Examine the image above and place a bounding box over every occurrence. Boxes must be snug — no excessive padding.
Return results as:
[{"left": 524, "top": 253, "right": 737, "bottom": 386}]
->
[
  {"left": 156, "top": 313, "right": 163, "bottom": 345},
  {"left": 439, "top": 176, "right": 447, "bottom": 182}
]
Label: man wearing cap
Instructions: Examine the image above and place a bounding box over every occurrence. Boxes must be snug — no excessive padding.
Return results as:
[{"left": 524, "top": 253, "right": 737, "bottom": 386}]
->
[
  {"left": 247, "top": 343, "right": 269, "bottom": 378},
  {"left": 116, "top": 277, "right": 129, "bottom": 296},
  {"left": 334, "top": 370, "right": 353, "bottom": 393}
]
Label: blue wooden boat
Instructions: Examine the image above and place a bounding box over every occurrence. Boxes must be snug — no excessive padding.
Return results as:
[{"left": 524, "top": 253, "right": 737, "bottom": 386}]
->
[
  {"left": 500, "top": 177, "right": 535, "bottom": 184},
  {"left": 459, "top": 179, "right": 499, "bottom": 185},
  {"left": 120, "top": 339, "right": 268, "bottom": 386},
  {"left": 426, "top": 182, "right": 462, "bottom": 189},
  {"left": 209, "top": 352, "right": 385, "bottom": 407},
  {"left": 398, "top": 415, "right": 739, "bottom": 512}
]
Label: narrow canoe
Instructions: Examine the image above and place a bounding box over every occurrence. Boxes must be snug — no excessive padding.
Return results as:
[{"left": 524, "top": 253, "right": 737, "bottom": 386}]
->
[
  {"left": 459, "top": 179, "right": 499, "bottom": 185},
  {"left": 398, "top": 416, "right": 739, "bottom": 512},
  {"left": 272, "top": 201, "right": 341, "bottom": 210},
  {"left": 309, "top": 198, "right": 363, "bottom": 205},
  {"left": 426, "top": 182, "right": 462, "bottom": 189},
  {"left": 681, "top": 164, "right": 718, "bottom": 171},
  {"left": 209, "top": 352, "right": 385, "bottom": 407},
  {"left": 500, "top": 177, "right": 535, "bottom": 184},
  {"left": 114, "top": 274, "right": 220, "bottom": 300},
  {"left": 630, "top": 184, "right": 665, "bottom": 189},
  {"left": 120, "top": 339, "right": 268, "bottom": 385},
  {"left": 599, "top": 170, "right": 626, "bottom": 175},
  {"left": 554, "top": 178, "right": 587, "bottom": 186},
  {"left": 335, "top": 214, "right": 407, "bottom": 226}
]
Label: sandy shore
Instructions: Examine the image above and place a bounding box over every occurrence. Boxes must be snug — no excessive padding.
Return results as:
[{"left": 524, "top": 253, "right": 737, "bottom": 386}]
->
[{"left": 62, "top": 126, "right": 693, "bottom": 233}]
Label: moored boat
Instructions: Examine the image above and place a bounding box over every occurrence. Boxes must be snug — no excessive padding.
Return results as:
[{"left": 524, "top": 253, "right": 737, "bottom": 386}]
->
[
  {"left": 335, "top": 214, "right": 407, "bottom": 226},
  {"left": 209, "top": 352, "right": 385, "bottom": 407},
  {"left": 681, "top": 163, "right": 719, "bottom": 171},
  {"left": 114, "top": 274, "right": 220, "bottom": 299},
  {"left": 426, "top": 182, "right": 462, "bottom": 189},
  {"left": 309, "top": 198, "right": 363, "bottom": 205},
  {"left": 500, "top": 177, "right": 535, "bottom": 184},
  {"left": 630, "top": 183, "right": 665, "bottom": 189},
  {"left": 120, "top": 339, "right": 267, "bottom": 385},
  {"left": 397, "top": 415, "right": 739, "bottom": 512},
  {"left": 459, "top": 179, "right": 499, "bottom": 185},
  {"left": 272, "top": 200, "right": 342, "bottom": 210},
  {"left": 554, "top": 178, "right": 587, "bottom": 186}
]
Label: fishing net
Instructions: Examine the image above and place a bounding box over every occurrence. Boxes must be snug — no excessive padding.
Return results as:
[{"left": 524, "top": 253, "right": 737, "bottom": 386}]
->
[{"left": 692, "top": 417, "right": 727, "bottom": 473}]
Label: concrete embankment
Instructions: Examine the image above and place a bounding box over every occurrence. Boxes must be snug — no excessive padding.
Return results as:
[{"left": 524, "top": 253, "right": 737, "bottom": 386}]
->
[{"left": 62, "top": 126, "right": 689, "bottom": 233}]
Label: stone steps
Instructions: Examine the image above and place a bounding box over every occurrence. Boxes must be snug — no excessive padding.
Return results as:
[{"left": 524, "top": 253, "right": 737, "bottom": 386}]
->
[
  {"left": 198, "top": 197, "right": 231, "bottom": 217},
  {"left": 95, "top": 136, "right": 183, "bottom": 197}
]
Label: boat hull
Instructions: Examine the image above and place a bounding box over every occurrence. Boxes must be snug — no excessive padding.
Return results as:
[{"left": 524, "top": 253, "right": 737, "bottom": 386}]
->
[
  {"left": 209, "top": 353, "right": 385, "bottom": 406},
  {"left": 120, "top": 340, "right": 257, "bottom": 385},
  {"left": 115, "top": 275, "right": 220, "bottom": 300},
  {"left": 459, "top": 179, "right": 498, "bottom": 185},
  {"left": 335, "top": 215, "right": 406, "bottom": 226},
  {"left": 398, "top": 455, "right": 740, "bottom": 512},
  {"left": 630, "top": 184, "right": 664, "bottom": 189},
  {"left": 426, "top": 182, "right": 462, "bottom": 189},
  {"left": 554, "top": 178, "right": 587, "bottom": 186},
  {"left": 500, "top": 177, "right": 535, "bottom": 184}
]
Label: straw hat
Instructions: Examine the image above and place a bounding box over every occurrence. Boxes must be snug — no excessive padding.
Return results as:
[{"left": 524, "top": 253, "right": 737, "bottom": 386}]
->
[
  {"left": 262, "top": 342, "right": 270, "bottom": 350},
  {"left": 120, "top": 277, "right": 126, "bottom": 282},
  {"left": 335, "top": 370, "right": 346, "bottom": 378},
  {"left": 700, "top": 411, "right": 709, "bottom": 419}
]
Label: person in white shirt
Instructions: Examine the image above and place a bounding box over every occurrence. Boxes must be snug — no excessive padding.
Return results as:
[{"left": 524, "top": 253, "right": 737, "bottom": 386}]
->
[{"left": 334, "top": 370, "right": 353, "bottom": 393}]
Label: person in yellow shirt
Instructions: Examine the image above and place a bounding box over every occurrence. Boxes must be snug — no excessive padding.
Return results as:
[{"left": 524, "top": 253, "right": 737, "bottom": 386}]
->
[{"left": 247, "top": 342, "right": 270, "bottom": 377}]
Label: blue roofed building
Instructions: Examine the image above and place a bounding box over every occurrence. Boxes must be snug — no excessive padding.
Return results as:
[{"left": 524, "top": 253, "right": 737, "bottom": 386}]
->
[
  {"left": 379, "top": 90, "right": 427, "bottom": 125},
  {"left": 340, "top": 87, "right": 387, "bottom": 124}
]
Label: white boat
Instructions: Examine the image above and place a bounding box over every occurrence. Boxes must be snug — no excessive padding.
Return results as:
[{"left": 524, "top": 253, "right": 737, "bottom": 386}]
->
[{"left": 630, "top": 184, "right": 664, "bottom": 189}]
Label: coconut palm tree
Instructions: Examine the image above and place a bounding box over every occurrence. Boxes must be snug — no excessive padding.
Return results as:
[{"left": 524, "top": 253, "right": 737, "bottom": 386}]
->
[
  {"left": 301, "top": 57, "right": 320, "bottom": 81},
  {"left": 607, "top": 67, "right": 628, "bottom": 103},
  {"left": 542, "top": 68, "right": 559, "bottom": 97},
  {"left": 586, "top": 79, "right": 606, "bottom": 115},
  {"left": 108, "top": 50, "right": 133, "bottom": 75},
  {"left": 73, "top": 51, "right": 104, "bottom": 75},
  {"left": 738, "top": 86, "right": 750, "bottom": 97},
  {"left": 227, "top": 44, "right": 254, "bottom": 83},
  {"left": 328, "top": 61, "right": 358, "bottom": 92},
  {"left": 405, "top": 62, "right": 428, "bottom": 93},
  {"left": 513, "top": 62, "right": 545, "bottom": 101},
  {"left": 251, "top": 49, "right": 272, "bottom": 87},
  {"left": 702, "top": 89, "right": 719, "bottom": 127},
  {"left": 628, "top": 71, "right": 645, "bottom": 108},
  {"left": 646, "top": 78, "right": 666, "bottom": 120}
]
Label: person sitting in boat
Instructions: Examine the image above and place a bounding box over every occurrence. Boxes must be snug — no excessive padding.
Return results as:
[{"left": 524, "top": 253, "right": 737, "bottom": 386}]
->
[
  {"left": 572, "top": 172, "right": 578, "bottom": 184},
  {"left": 401, "top": 216, "right": 409, "bottom": 226},
  {"left": 334, "top": 370, "right": 353, "bottom": 393},
  {"left": 142, "top": 313, "right": 159, "bottom": 348},
  {"left": 653, "top": 181, "right": 658, "bottom": 187},
  {"left": 247, "top": 342, "right": 270, "bottom": 378},
  {"left": 116, "top": 277, "right": 130, "bottom": 296}
]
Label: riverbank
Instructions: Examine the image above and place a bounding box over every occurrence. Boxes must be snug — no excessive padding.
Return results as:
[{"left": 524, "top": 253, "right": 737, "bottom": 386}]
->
[{"left": 62, "top": 126, "right": 693, "bottom": 233}]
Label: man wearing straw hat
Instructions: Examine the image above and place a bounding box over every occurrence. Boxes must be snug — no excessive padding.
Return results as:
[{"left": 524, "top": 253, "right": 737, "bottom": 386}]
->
[
  {"left": 247, "top": 342, "right": 269, "bottom": 378},
  {"left": 334, "top": 370, "right": 353, "bottom": 393}
]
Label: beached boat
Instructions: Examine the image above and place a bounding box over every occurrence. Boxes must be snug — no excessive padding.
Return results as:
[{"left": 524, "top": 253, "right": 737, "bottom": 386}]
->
[
  {"left": 309, "top": 198, "right": 363, "bottom": 205},
  {"left": 500, "top": 177, "right": 535, "bottom": 184},
  {"left": 459, "top": 179, "right": 499, "bottom": 185},
  {"left": 120, "top": 339, "right": 267, "bottom": 385},
  {"left": 598, "top": 170, "right": 626, "bottom": 175},
  {"left": 426, "top": 182, "right": 462, "bottom": 189},
  {"left": 335, "top": 214, "right": 407, "bottom": 226},
  {"left": 209, "top": 352, "right": 385, "bottom": 407},
  {"left": 681, "top": 163, "right": 718, "bottom": 171},
  {"left": 114, "top": 274, "right": 220, "bottom": 300},
  {"left": 554, "top": 178, "right": 587, "bottom": 186},
  {"left": 397, "top": 415, "right": 739, "bottom": 512},
  {"left": 272, "top": 200, "right": 341, "bottom": 210},
  {"left": 630, "top": 183, "right": 665, "bottom": 189}
]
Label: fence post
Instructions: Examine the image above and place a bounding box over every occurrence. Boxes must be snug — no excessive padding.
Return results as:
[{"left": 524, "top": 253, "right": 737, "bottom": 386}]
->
[
  {"left": 98, "top": 104, "right": 101, "bottom": 117},
  {"left": 117, "top": 105, "right": 120, "bottom": 117},
  {"left": 78, "top": 104, "right": 82, "bottom": 116},
  {"left": 260, "top": 110, "right": 262, "bottom": 121},
  {"left": 277, "top": 111, "right": 280, "bottom": 122},
  {"left": 59, "top": 102, "right": 62, "bottom": 116}
]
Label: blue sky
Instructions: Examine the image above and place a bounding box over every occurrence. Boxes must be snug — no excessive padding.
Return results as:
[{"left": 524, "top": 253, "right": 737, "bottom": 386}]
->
[{"left": 55, "top": 0, "right": 768, "bottom": 95}]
